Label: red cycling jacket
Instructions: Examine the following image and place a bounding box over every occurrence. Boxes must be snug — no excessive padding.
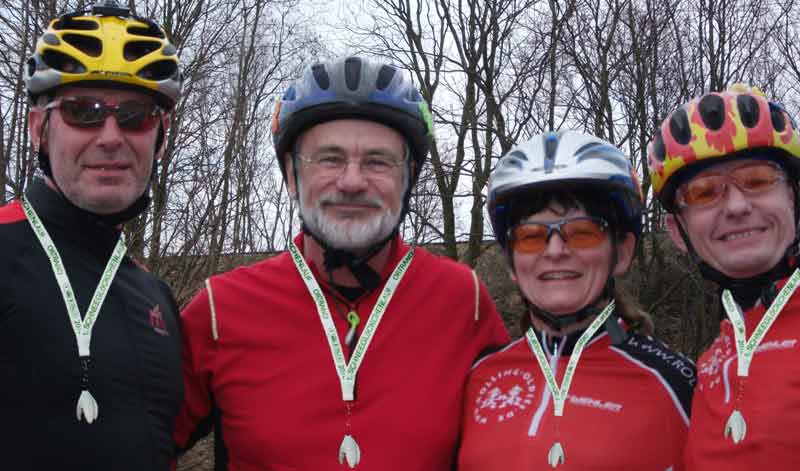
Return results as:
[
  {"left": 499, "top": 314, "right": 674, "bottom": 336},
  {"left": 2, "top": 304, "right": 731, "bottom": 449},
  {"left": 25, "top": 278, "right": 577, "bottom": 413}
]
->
[
  {"left": 175, "top": 233, "right": 509, "bottom": 471},
  {"left": 686, "top": 274, "right": 800, "bottom": 470},
  {"left": 459, "top": 324, "right": 695, "bottom": 471}
]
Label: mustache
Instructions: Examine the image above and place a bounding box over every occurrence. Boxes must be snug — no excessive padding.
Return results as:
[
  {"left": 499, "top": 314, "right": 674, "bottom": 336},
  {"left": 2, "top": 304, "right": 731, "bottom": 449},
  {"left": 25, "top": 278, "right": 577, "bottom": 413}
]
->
[{"left": 319, "top": 193, "right": 383, "bottom": 209}]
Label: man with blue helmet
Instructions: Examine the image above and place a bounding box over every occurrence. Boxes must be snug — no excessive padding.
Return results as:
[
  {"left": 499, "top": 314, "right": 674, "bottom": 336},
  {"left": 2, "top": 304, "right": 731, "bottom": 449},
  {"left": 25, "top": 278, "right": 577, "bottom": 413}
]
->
[{"left": 175, "top": 56, "right": 509, "bottom": 470}]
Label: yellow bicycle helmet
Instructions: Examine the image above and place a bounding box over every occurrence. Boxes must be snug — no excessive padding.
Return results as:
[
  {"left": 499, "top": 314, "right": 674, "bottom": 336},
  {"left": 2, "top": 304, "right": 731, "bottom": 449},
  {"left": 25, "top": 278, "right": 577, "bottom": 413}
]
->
[
  {"left": 647, "top": 84, "right": 800, "bottom": 210},
  {"left": 25, "top": 1, "right": 181, "bottom": 108}
]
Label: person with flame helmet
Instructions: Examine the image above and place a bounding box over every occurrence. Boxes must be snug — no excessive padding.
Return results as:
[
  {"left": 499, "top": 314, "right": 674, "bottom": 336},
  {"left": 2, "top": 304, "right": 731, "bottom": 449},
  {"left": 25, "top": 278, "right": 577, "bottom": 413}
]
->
[
  {"left": 175, "top": 56, "right": 509, "bottom": 470},
  {"left": 459, "top": 131, "right": 695, "bottom": 470},
  {"left": 648, "top": 84, "right": 800, "bottom": 470},
  {"left": 0, "top": 1, "right": 183, "bottom": 470}
]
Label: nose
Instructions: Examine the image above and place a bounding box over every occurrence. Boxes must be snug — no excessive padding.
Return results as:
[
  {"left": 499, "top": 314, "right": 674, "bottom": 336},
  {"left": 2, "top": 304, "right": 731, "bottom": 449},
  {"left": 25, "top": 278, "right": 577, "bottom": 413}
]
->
[
  {"left": 721, "top": 183, "right": 753, "bottom": 216},
  {"left": 94, "top": 115, "right": 124, "bottom": 151},
  {"left": 542, "top": 229, "right": 570, "bottom": 257},
  {"left": 336, "top": 160, "right": 369, "bottom": 193}
]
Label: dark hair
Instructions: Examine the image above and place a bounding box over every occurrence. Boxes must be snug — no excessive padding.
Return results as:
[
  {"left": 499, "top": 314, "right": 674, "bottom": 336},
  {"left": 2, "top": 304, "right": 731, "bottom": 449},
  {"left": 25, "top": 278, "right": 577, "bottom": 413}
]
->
[
  {"left": 512, "top": 188, "right": 654, "bottom": 336},
  {"left": 509, "top": 188, "right": 626, "bottom": 240}
]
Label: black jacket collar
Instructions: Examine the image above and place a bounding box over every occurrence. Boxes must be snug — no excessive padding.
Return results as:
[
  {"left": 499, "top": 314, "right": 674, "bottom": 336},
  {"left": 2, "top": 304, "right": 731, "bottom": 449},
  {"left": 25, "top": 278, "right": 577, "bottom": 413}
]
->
[
  {"left": 533, "top": 315, "right": 628, "bottom": 356},
  {"left": 25, "top": 178, "right": 123, "bottom": 257}
]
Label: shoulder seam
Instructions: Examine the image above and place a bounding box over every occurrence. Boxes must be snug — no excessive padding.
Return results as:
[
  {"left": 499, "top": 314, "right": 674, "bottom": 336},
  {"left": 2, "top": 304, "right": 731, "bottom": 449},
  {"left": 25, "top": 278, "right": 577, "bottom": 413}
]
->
[
  {"left": 205, "top": 278, "right": 219, "bottom": 342},
  {"left": 471, "top": 269, "right": 479, "bottom": 322},
  {"left": 472, "top": 337, "right": 525, "bottom": 370}
]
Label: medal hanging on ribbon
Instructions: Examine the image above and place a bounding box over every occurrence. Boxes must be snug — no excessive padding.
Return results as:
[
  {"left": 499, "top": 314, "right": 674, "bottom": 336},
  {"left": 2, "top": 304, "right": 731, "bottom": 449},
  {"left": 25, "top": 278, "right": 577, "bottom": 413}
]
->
[
  {"left": 22, "top": 198, "right": 127, "bottom": 424},
  {"left": 525, "top": 301, "right": 615, "bottom": 469},
  {"left": 289, "top": 241, "right": 414, "bottom": 469},
  {"left": 720, "top": 269, "right": 800, "bottom": 445}
]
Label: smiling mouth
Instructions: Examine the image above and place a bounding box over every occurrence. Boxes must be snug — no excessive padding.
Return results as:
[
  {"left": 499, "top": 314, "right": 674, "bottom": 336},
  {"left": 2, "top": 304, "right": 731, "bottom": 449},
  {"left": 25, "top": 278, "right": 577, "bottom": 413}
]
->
[
  {"left": 86, "top": 165, "right": 129, "bottom": 171},
  {"left": 719, "top": 229, "right": 765, "bottom": 242},
  {"left": 540, "top": 271, "right": 581, "bottom": 280}
]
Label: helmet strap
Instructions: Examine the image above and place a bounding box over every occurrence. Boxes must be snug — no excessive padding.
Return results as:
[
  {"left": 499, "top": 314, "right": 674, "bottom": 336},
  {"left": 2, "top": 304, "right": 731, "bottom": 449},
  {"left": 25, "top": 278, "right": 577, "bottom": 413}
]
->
[
  {"left": 526, "top": 278, "right": 616, "bottom": 333},
  {"left": 300, "top": 221, "right": 392, "bottom": 293}
]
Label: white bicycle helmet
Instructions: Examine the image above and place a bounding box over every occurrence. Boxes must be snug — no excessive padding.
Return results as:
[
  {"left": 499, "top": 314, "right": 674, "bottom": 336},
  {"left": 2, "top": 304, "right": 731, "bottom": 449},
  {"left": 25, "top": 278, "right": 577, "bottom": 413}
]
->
[{"left": 488, "top": 131, "right": 643, "bottom": 249}]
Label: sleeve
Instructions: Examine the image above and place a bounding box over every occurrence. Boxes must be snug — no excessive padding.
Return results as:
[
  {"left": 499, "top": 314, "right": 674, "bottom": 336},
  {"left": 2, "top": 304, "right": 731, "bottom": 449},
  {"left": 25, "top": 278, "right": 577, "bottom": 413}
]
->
[{"left": 174, "top": 282, "right": 217, "bottom": 450}]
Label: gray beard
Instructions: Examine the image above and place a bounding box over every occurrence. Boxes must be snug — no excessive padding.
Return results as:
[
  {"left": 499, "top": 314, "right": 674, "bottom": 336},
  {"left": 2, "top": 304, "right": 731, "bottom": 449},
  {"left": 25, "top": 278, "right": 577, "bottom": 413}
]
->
[{"left": 298, "top": 193, "right": 401, "bottom": 252}]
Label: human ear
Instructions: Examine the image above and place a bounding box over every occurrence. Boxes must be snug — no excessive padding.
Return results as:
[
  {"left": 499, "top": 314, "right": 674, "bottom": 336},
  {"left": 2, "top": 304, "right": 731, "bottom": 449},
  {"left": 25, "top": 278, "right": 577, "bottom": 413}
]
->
[
  {"left": 285, "top": 155, "right": 298, "bottom": 199},
  {"left": 665, "top": 213, "right": 689, "bottom": 253},
  {"left": 154, "top": 112, "right": 172, "bottom": 161},
  {"left": 28, "top": 106, "right": 48, "bottom": 153},
  {"left": 612, "top": 232, "right": 637, "bottom": 276}
]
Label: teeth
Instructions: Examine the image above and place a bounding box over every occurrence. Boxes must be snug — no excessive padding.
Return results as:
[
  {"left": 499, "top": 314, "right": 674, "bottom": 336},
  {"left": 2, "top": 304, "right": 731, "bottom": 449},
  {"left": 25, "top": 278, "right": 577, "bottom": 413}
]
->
[
  {"left": 723, "top": 230, "right": 760, "bottom": 241},
  {"left": 541, "top": 272, "right": 578, "bottom": 280}
]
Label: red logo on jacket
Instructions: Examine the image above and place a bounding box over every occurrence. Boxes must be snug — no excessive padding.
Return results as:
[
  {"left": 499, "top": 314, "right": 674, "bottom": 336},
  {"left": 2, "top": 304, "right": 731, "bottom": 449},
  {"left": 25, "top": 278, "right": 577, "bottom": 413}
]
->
[{"left": 149, "top": 305, "right": 169, "bottom": 336}]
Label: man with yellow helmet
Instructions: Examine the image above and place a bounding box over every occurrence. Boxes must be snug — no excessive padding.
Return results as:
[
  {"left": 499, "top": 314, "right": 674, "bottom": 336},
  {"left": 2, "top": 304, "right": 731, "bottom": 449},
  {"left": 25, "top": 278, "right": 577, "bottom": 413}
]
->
[
  {"left": 0, "top": 2, "right": 183, "bottom": 469},
  {"left": 648, "top": 84, "right": 800, "bottom": 470}
]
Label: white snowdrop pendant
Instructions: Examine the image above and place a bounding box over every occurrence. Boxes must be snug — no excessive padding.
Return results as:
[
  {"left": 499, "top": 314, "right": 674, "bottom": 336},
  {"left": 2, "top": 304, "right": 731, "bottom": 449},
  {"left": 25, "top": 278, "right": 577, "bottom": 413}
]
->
[
  {"left": 76, "top": 390, "right": 99, "bottom": 423},
  {"left": 548, "top": 442, "right": 565, "bottom": 468},
  {"left": 338, "top": 434, "right": 361, "bottom": 469},
  {"left": 724, "top": 409, "right": 747, "bottom": 444}
]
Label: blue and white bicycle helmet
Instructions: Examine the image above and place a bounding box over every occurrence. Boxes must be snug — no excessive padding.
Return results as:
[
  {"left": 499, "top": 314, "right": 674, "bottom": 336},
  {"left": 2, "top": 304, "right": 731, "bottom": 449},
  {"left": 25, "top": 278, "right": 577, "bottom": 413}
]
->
[{"left": 271, "top": 56, "right": 434, "bottom": 183}]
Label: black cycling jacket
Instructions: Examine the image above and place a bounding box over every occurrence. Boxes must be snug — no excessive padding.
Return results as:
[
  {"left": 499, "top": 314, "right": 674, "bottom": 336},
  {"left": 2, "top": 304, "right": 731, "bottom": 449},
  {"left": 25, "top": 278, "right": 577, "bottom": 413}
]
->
[{"left": 0, "top": 179, "right": 182, "bottom": 470}]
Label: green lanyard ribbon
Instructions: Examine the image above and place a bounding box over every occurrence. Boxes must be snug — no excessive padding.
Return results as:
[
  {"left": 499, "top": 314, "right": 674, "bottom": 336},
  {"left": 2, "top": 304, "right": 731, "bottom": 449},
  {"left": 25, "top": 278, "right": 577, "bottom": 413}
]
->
[
  {"left": 288, "top": 241, "right": 413, "bottom": 470},
  {"left": 288, "top": 241, "right": 413, "bottom": 401},
  {"left": 720, "top": 268, "right": 800, "bottom": 444},
  {"left": 22, "top": 197, "right": 126, "bottom": 424},
  {"left": 525, "top": 301, "right": 615, "bottom": 468}
]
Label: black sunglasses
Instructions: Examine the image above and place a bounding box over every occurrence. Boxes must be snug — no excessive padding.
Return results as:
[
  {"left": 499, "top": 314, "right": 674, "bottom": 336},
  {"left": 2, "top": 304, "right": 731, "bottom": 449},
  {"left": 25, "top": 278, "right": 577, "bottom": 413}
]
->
[{"left": 45, "top": 97, "right": 163, "bottom": 132}]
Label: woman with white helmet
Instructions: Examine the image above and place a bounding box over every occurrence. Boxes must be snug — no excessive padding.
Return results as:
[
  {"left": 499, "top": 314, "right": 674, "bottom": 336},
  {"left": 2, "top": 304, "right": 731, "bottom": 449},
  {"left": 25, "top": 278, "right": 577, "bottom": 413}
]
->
[{"left": 458, "top": 131, "right": 696, "bottom": 470}]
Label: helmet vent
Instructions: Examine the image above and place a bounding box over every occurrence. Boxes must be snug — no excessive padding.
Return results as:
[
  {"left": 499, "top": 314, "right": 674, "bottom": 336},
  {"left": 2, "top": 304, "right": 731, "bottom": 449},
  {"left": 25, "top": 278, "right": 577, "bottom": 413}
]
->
[
  {"left": 124, "top": 41, "right": 161, "bottom": 61},
  {"left": 26, "top": 58, "right": 37, "bottom": 78},
  {"left": 507, "top": 150, "right": 528, "bottom": 161},
  {"left": 376, "top": 65, "right": 396, "bottom": 90},
  {"left": 669, "top": 108, "right": 691, "bottom": 145},
  {"left": 344, "top": 57, "right": 361, "bottom": 91},
  {"left": 698, "top": 94, "right": 725, "bottom": 130},
  {"left": 53, "top": 18, "right": 98, "bottom": 31},
  {"left": 43, "top": 33, "right": 60, "bottom": 46},
  {"left": 737, "top": 94, "right": 759, "bottom": 128},
  {"left": 63, "top": 34, "right": 102, "bottom": 57},
  {"left": 42, "top": 50, "right": 86, "bottom": 73},
  {"left": 576, "top": 143, "right": 629, "bottom": 171},
  {"left": 652, "top": 130, "right": 666, "bottom": 162},
  {"left": 769, "top": 103, "right": 787, "bottom": 132},
  {"left": 311, "top": 64, "right": 330, "bottom": 90},
  {"left": 127, "top": 24, "right": 165, "bottom": 39},
  {"left": 503, "top": 158, "right": 523, "bottom": 171},
  {"left": 136, "top": 59, "right": 177, "bottom": 81},
  {"left": 503, "top": 151, "right": 526, "bottom": 170}
]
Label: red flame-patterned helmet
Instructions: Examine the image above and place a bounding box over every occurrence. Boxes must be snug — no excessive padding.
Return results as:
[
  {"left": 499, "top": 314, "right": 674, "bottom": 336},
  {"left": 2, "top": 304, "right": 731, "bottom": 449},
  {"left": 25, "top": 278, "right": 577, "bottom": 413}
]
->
[{"left": 647, "top": 84, "right": 800, "bottom": 210}]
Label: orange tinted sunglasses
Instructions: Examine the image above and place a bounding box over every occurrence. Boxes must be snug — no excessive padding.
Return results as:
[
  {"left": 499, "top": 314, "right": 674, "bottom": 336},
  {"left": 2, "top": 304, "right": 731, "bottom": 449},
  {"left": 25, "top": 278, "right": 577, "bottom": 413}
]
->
[
  {"left": 676, "top": 161, "right": 787, "bottom": 208},
  {"left": 510, "top": 217, "right": 608, "bottom": 254}
]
